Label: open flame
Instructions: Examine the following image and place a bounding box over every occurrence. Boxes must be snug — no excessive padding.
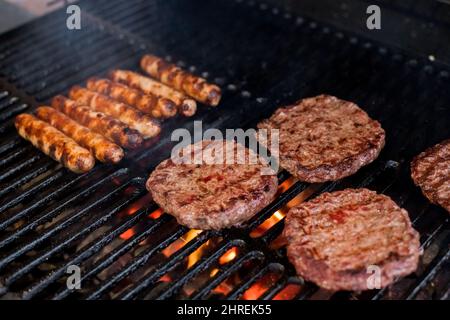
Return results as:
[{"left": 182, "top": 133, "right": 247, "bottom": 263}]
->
[
  {"left": 119, "top": 228, "right": 135, "bottom": 240},
  {"left": 272, "top": 284, "right": 302, "bottom": 300},
  {"left": 162, "top": 229, "right": 203, "bottom": 258},
  {"left": 250, "top": 180, "right": 320, "bottom": 238},
  {"left": 219, "top": 247, "right": 238, "bottom": 265},
  {"left": 186, "top": 239, "right": 211, "bottom": 268},
  {"left": 148, "top": 208, "right": 163, "bottom": 219},
  {"left": 241, "top": 273, "right": 281, "bottom": 300}
]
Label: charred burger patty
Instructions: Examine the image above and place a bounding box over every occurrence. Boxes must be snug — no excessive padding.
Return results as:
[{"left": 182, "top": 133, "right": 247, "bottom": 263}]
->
[
  {"left": 257, "top": 95, "right": 385, "bottom": 182},
  {"left": 411, "top": 139, "right": 450, "bottom": 213},
  {"left": 283, "top": 188, "right": 420, "bottom": 291},
  {"left": 146, "top": 140, "right": 278, "bottom": 230}
]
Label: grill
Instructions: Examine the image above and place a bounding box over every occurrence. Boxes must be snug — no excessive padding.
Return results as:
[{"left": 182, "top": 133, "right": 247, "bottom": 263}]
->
[{"left": 0, "top": 0, "right": 449, "bottom": 300}]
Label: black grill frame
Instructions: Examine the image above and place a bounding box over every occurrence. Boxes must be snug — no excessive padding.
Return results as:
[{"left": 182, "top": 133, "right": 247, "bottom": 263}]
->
[{"left": 0, "top": 0, "right": 449, "bottom": 300}]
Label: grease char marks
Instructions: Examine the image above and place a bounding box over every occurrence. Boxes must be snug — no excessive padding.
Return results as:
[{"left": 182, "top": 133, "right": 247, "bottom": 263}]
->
[
  {"left": 51, "top": 95, "right": 143, "bottom": 149},
  {"left": 69, "top": 86, "right": 161, "bottom": 138},
  {"left": 35, "top": 106, "right": 124, "bottom": 164},
  {"left": 87, "top": 78, "right": 177, "bottom": 119},
  {"left": 146, "top": 140, "right": 278, "bottom": 230},
  {"left": 15, "top": 113, "right": 95, "bottom": 173},
  {"left": 141, "top": 55, "right": 222, "bottom": 106},
  {"left": 109, "top": 70, "right": 197, "bottom": 117}
]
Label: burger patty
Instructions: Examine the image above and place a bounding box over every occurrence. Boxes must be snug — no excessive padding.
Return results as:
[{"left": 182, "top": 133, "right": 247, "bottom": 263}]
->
[
  {"left": 146, "top": 140, "right": 278, "bottom": 230},
  {"left": 283, "top": 188, "right": 420, "bottom": 291},
  {"left": 257, "top": 95, "right": 385, "bottom": 182},
  {"left": 411, "top": 139, "right": 450, "bottom": 213}
]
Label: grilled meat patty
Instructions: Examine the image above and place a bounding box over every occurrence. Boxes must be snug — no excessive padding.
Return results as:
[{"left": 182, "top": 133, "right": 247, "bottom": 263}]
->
[
  {"left": 257, "top": 95, "right": 385, "bottom": 182},
  {"left": 411, "top": 139, "right": 450, "bottom": 213},
  {"left": 283, "top": 188, "right": 420, "bottom": 291},
  {"left": 146, "top": 140, "right": 278, "bottom": 230}
]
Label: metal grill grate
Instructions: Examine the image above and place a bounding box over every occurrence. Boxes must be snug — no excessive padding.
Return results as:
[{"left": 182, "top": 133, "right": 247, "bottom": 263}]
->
[{"left": 0, "top": 0, "right": 449, "bottom": 300}]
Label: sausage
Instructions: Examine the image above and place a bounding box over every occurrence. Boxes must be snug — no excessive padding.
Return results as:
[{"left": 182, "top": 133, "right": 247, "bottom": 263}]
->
[
  {"left": 51, "top": 95, "right": 143, "bottom": 149},
  {"left": 86, "top": 78, "right": 177, "bottom": 119},
  {"left": 109, "top": 70, "right": 197, "bottom": 117},
  {"left": 69, "top": 86, "right": 161, "bottom": 139},
  {"left": 15, "top": 113, "right": 95, "bottom": 173},
  {"left": 140, "top": 54, "right": 222, "bottom": 106},
  {"left": 36, "top": 106, "right": 124, "bottom": 164}
]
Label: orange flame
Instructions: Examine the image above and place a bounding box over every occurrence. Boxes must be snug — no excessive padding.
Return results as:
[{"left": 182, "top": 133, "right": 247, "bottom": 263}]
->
[
  {"left": 241, "top": 273, "right": 280, "bottom": 300},
  {"left": 119, "top": 228, "right": 135, "bottom": 240},
  {"left": 159, "top": 274, "right": 172, "bottom": 283},
  {"left": 210, "top": 268, "right": 219, "bottom": 277},
  {"left": 212, "top": 280, "right": 234, "bottom": 296},
  {"left": 250, "top": 182, "right": 320, "bottom": 238},
  {"left": 250, "top": 210, "right": 285, "bottom": 238},
  {"left": 162, "top": 229, "right": 203, "bottom": 258},
  {"left": 219, "top": 247, "right": 238, "bottom": 265},
  {"left": 273, "top": 284, "right": 302, "bottom": 300},
  {"left": 186, "top": 240, "right": 211, "bottom": 268},
  {"left": 149, "top": 208, "right": 163, "bottom": 219}
]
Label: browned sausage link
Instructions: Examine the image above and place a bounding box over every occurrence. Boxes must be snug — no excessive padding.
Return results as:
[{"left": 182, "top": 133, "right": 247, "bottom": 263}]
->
[
  {"left": 15, "top": 113, "right": 95, "bottom": 173},
  {"left": 36, "top": 106, "right": 124, "bottom": 164},
  {"left": 109, "top": 70, "right": 197, "bottom": 117},
  {"left": 86, "top": 78, "right": 177, "bottom": 119},
  {"left": 69, "top": 86, "right": 161, "bottom": 139},
  {"left": 51, "top": 95, "right": 143, "bottom": 149},
  {"left": 141, "top": 54, "right": 222, "bottom": 107}
]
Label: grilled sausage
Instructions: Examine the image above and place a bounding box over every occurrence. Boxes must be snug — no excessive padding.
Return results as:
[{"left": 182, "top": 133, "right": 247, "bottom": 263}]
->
[
  {"left": 15, "top": 113, "right": 95, "bottom": 173},
  {"left": 141, "top": 54, "right": 222, "bottom": 106},
  {"left": 86, "top": 78, "right": 177, "bottom": 119},
  {"left": 69, "top": 86, "right": 161, "bottom": 139},
  {"left": 109, "top": 70, "right": 197, "bottom": 117},
  {"left": 51, "top": 95, "right": 143, "bottom": 149},
  {"left": 36, "top": 106, "right": 124, "bottom": 164}
]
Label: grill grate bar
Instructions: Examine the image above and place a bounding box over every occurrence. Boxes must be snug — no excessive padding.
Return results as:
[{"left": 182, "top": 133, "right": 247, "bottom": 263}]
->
[
  {"left": 0, "top": 169, "right": 130, "bottom": 254},
  {"left": 86, "top": 226, "right": 189, "bottom": 300},
  {"left": 53, "top": 212, "right": 173, "bottom": 300},
  {"left": 119, "top": 231, "right": 215, "bottom": 300},
  {"left": 0, "top": 160, "right": 57, "bottom": 198},
  {"left": 0, "top": 0, "right": 448, "bottom": 300},
  {"left": 1, "top": 177, "right": 145, "bottom": 294},
  {"left": 0, "top": 167, "right": 116, "bottom": 232},
  {"left": 23, "top": 204, "right": 152, "bottom": 299},
  {"left": 190, "top": 251, "right": 266, "bottom": 300},
  {"left": 226, "top": 263, "right": 271, "bottom": 300},
  {"left": 406, "top": 237, "right": 450, "bottom": 300},
  {"left": 155, "top": 240, "right": 242, "bottom": 300},
  {"left": 0, "top": 166, "right": 64, "bottom": 218}
]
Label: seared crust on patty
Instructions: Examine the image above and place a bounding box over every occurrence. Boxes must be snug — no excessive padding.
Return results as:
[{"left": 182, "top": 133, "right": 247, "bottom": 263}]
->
[
  {"left": 257, "top": 95, "right": 385, "bottom": 182},
  {"left": 146, "top": 140, "right": 278, "bottom": 230},
  {"left": 283, "top": 188, "right": 420, "bottom": 291},
  {"left": 411, "top": 139, "right": 450, "bottom": 213}
]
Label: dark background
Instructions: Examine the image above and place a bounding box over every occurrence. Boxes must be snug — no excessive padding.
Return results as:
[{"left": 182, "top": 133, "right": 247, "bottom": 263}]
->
[{"left": 1, "top": 0, "right": 450, "bottom": 65}]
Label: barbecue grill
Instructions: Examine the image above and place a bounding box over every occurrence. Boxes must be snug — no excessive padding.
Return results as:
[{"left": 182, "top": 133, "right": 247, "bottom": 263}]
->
[{"left": 0, "top": 0, "right": 449, "bottom": 300}]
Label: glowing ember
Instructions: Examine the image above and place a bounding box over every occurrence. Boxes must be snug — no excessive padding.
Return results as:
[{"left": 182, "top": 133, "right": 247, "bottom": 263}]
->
[
  {"left": 187, "top": 240, "right": 211, "bottom": 268},
  {"left": 272, "top": 284, "right": 302, "bottom": 300},
  {"left": 212, "top": 280, "right": 234, "bottom": 296},
  {"left": 119, "top": 228, "right": 135, "bottom": 240},
  {"left": 210, "top": 268, "right": 219, "bottom": 277},
  {"left": 277, "top": 176, "right": 297, "bottom": 194},
  {"left": 162, "top": 229, "right": 203, "bottom": 258},
  {"left": 219, "top": 247, "right": 238, "bottom": 265},
  {"left": 250, "top": 210, "right": 285, "bottom": 238},
  {"left": 159, "top": 274, "right": 171, "bottom": 283},
  {"left": 241, "top": 273, "right": 281, "bottom": 300},
  {"left": 250, "top": 184, "right": 321, "bottom": 238},
  {"left": 148, "top": 208, "right": 163, "bottom": 220}
]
